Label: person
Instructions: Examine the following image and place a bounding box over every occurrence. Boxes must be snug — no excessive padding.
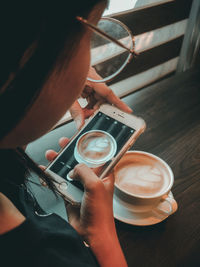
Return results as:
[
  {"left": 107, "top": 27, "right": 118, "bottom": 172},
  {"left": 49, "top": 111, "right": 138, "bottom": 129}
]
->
[{"left": 0, "top": 1, "right": 131, "bottom": 266}]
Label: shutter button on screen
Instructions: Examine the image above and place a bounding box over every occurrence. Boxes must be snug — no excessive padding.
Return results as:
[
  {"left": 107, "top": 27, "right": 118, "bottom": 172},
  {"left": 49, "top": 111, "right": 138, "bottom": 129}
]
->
[
  {"left": 59, "top": 182, "right": 68, "bottom": 191},
  {"left": 66, "top": 173, "right": 73, "bottom": 181}
]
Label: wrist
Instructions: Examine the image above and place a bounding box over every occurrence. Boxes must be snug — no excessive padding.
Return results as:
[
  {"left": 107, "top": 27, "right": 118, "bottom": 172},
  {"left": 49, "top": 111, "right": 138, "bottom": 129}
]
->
[{"left": 88, "top": 226, "right": 127, "bottom": 267}]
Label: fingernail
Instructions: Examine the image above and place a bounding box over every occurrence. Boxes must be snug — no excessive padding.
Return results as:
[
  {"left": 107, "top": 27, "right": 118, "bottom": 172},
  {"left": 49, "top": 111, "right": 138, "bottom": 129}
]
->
[
  {"left": 39, "top": 178, "right": 47, "bottom": 187},
  {"left": 127, "top": 106, "right": 133, "bottom": 113},
  {"left": 39, "top": 164, "right": 46, "bottom": 171},
  {"left": 68, "top": 170, "right": 73, "bottom": 177},
  {"left": 67, "top": 170, "right": 74, "bottom": 181}
]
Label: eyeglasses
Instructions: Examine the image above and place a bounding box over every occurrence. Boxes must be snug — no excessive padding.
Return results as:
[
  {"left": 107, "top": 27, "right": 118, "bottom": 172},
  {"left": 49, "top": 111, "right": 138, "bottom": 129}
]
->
[{"left": 76, "top": 16, "right": 137, "bottom": 83}]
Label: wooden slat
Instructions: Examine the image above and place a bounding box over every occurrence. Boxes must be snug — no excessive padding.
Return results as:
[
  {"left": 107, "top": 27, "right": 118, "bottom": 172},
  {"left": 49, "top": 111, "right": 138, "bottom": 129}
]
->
[
  {"left": 91, "top": 20, "right": 187, "bottom": 65},
  {"left": 113, "top": 0, "right": 193, "bottom": 35},
  {"left": 55, "top": 58, "right": 178, "bottom": 128},
  {"left": 108, "top": 36, "right": 183, "bottom": 85},
  {"left": 110, "top": 57, "right": 178, "bottom": 98},
  {"left": 135, "top": 19, "right": 187, "bottom": 53}
]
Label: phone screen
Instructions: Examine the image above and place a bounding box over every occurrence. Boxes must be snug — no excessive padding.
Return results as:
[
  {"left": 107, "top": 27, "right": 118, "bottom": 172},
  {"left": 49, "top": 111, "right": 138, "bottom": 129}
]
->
[{"left": 49, "top": 111, "right": 135, "bottom": 190}]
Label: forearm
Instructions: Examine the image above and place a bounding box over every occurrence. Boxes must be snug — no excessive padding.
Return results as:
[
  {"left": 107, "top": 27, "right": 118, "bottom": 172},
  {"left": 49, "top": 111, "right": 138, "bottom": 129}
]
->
[{"left": 89, "top": 229, "right": 128, "bottom": 267}]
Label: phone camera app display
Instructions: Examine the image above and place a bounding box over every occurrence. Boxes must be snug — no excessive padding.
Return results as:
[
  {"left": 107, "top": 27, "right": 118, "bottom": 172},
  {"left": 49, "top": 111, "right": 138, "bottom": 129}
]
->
[{"left": 50, "top": 112, "right": 135, "bottom": 189}]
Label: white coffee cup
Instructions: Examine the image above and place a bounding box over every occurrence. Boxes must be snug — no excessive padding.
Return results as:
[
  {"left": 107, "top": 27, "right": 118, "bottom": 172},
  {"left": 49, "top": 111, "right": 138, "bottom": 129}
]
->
[
  {"left": 114, "top": 151, "right": 177, "bottom": 215},
  {"left": 74, "top": 130, "right": 117, "bottom": 168}
]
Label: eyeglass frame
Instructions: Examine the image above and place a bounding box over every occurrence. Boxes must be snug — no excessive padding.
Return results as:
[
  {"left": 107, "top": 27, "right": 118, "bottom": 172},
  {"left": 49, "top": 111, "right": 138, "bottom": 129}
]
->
[{"left": 76, "top": 16, "right": 137, "bottom": 83}]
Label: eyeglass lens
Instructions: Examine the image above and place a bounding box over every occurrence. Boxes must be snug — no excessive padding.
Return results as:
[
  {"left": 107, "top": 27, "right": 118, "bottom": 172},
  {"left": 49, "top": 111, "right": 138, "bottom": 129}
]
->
[{"left": 88, "top": 18, "right": 133, "bottom": 83}]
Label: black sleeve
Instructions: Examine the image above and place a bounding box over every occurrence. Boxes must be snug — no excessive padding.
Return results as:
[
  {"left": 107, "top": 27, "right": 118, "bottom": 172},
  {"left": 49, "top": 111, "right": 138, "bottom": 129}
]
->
[{"left": 0, "top": 217, "right": 99, "bottom": 267}]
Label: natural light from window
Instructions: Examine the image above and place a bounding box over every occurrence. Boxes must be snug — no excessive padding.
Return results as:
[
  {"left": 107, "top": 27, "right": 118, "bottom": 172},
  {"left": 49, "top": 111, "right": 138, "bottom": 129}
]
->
[{"left": 103, "top": 0, "right": 138, "bottom": 16}]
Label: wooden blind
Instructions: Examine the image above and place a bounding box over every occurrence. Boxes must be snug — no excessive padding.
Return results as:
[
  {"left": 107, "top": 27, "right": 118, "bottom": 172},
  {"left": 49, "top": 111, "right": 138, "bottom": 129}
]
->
[
  {"left": 109, "top": 0, "right": 193, "bottom": 97},
  {"left": 56, "top": 0, "right": 193, "bottom": 127}
]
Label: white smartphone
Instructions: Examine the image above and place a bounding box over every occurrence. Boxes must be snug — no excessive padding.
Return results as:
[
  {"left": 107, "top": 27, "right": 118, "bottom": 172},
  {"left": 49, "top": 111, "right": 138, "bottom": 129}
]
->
[{"left": 45, "top": 104, "right": 146, "bottom": 205}]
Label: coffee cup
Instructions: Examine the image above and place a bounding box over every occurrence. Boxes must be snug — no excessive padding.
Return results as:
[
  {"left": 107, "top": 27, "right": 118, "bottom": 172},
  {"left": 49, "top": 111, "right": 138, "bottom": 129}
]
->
[
  {"left": 114, "top": 151, "right": 177, "bottom": 215},
  {"left": 74, "top": 130, "right": 117, "bottom": 168}
]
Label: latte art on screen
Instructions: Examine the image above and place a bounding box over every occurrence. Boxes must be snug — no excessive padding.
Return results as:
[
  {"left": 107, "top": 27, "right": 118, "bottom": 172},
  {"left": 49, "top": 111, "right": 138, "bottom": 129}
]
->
[
  {"left": 79, "top": 135, "right": 112, "bottom": 160},
  {"left": 75, "top": 130, "right": 117, "bottom": 167}
]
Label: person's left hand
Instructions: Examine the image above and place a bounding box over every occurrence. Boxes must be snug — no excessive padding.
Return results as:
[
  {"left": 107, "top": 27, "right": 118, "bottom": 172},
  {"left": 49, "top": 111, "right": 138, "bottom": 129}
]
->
[{"left": 70, "top": 67, "right": 132, "bottom": 130}]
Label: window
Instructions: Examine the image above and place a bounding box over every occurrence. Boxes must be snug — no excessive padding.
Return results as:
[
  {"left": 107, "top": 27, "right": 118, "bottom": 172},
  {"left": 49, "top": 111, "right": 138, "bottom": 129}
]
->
[
  {"left": 103, "top": 0, "right": 138, "bottom": 16},
  {"left": 103, "top": 0, "right": 174, "bottom": 16}
]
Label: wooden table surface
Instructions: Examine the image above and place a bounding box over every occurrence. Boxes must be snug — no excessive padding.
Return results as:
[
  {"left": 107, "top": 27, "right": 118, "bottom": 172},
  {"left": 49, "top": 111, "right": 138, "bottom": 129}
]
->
[{"left": 116, "top": 68, "right": 200, "bottom": 267}]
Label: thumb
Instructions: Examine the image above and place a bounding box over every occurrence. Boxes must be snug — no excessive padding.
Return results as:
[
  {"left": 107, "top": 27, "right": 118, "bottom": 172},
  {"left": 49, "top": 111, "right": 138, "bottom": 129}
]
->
[
  {"left": 102, "top": 172, "right": 115, "bottom": 195},
  {"left": 65, "top": 202, "right": 80, "bottom": 224},
  {"left": 69, "top": 100, "right": 85, "bottom": 130},
  {"left": 70, "top": 164, "right": 99, "bottom": 192}
]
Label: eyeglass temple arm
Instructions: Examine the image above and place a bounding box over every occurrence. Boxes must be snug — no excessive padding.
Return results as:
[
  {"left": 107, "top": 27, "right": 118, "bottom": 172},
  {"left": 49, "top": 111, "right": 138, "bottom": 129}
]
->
[{"left": 77, "top": 16, "right": 137, "bottom": 56}]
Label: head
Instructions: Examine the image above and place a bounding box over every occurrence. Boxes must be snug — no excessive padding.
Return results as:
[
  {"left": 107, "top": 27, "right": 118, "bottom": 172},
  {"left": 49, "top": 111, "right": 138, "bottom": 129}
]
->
[
  {"left": 0, "top": 0, "right": 108, "bottom": 192},
  {"left": 0, "top": 0, "right": 107, "bottom": 148}
]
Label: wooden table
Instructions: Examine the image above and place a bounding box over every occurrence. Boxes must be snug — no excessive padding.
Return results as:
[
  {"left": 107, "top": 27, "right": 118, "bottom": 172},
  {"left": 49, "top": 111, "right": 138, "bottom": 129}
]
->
[{"left": 115, "top": 68, "right": 200, "bottom": 267}]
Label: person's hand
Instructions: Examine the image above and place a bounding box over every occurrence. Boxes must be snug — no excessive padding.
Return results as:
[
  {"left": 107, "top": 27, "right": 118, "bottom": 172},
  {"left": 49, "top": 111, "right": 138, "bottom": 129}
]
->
[
  {"left": 70, "top": 66, "right": 132, "bottom": 130},
  {"left": 44, "top": 140, "right": 127, "bottom": 267},
  {"left": 66, "top": 165, "right": 115, "bottom": 243},
  {"left": 44, "top": 139, "right": 115, "bottom": 243}
]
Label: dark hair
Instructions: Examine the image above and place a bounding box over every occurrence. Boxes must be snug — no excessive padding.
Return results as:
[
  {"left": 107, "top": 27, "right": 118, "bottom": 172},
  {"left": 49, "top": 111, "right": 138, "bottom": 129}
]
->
[
  {"left": 0, "top": 0, "right": 107, "bottom": 193},
  {"left": 0, "top": 0, "right": 107, "bottom": 140}
]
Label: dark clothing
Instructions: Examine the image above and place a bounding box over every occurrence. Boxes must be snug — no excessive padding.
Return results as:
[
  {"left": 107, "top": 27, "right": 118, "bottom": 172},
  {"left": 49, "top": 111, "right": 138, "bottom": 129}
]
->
[{"left": 0, "top": 180, "right": 98, "bottom": 267}]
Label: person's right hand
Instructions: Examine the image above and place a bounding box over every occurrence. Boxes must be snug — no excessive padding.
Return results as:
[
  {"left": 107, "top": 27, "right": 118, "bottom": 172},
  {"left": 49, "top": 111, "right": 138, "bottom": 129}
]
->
[
  {"left": 45, "top": 140, "right": 115, "bottom": 244},
  {"left": 66, "top": 164, "right": 115, "bottom": 245},
  {"left": 45, "top": 140, "right": 127, "bottom": 267}
]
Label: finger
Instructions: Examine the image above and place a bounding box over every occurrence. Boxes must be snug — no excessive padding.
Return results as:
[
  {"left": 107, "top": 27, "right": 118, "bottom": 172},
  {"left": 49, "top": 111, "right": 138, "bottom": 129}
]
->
[
  {"left": 81, "top": 85, "right": 93, "bottom": 98},
  {"left": 83, "top": 108, "right": 95, "bottom": 118},
  {"left": 45, "top": 149, "right": 58, "bottom": 162},
  {"left": 87, "top": 66, "right": 132, "bottom": 112},
  {"left": 39, "top": 165, "right": 46, "bottom": 171},
  {"left": 81, "top": 91, "right": 88, "bottom": 98},
  {"left": 102, "top": 172, "right": 115, "bottom": 195},
  {"left": 69, "top": 101, "right": 85, "bottom": 130},
  {"left": 38, "top": 167, "right": 48, "bottom": 186},
  {"left": 70, "top": 164, "right": 100, "bottom": 192},
  {"left": 93, "top": 99, "right": 105, "bottom": 111},
  {"left": 87, "top": 66, "right": 102, "bottom": 81},
  {"left": 93, "top": 92, "right": 104, "bottom": 102},
  {"left": 86, "top": 93, "right": 97, "bottom": 109},
  {"left": 92, "top": 165, "right": 105, "bottom": 176},
  {"left": 59, "top": 137, "right": 70, "bottom": 148},
  {"left": 65, "top": 202, "right": 80, "bottom": 224},
  {"left": 88, "top": 82, "right": 132, "bottom": 113}
]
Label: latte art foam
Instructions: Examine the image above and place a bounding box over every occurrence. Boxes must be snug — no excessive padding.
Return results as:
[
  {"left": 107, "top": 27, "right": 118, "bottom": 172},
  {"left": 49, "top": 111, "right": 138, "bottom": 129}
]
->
[{"left": 115, "top": 156, "right": 170, "bottom": 197}]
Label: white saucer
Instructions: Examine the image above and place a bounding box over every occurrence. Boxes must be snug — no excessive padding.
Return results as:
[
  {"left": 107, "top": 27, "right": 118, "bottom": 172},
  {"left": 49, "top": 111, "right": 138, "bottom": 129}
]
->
[{"left": 113, "top": 191, "right": 178, "bottom": 226}]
